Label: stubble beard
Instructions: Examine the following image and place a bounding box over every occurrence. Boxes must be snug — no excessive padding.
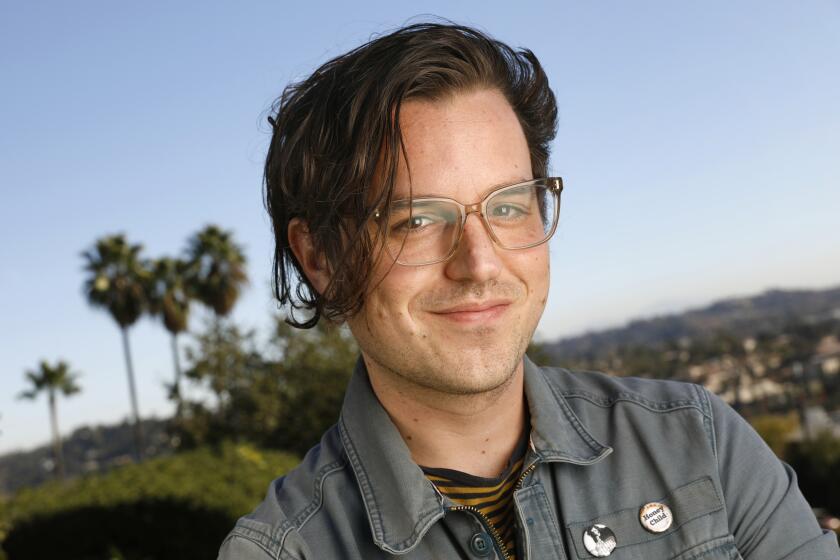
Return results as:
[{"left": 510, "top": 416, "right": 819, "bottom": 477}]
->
[
  {"left": 366, "top": 316, "right": 533, "bottom": 398},
  {"left": 357, "top": 277, "right": 544, "bottom": 400}
]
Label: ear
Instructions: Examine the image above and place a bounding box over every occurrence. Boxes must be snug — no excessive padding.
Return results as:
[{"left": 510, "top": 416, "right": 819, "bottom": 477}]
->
[{"left": 287, "top": 218, "right": 331, "bottom": 295}]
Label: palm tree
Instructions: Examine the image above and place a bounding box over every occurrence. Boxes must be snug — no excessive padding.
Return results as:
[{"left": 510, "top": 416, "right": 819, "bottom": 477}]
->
[
  {"left": 145, "top": 257, "right": 193, "bottom": 416},
  {"left": 185, "top": 225, "right": 248, "bottom": 321},
  {"left": 18, "top": 360, "right": 81, "bottom": 480},
  {"left": 81, "top": 233, "right": 148, "bottom": 460},
  {"left": 183, "top": 227, "right": 248, "bottom": 445}
]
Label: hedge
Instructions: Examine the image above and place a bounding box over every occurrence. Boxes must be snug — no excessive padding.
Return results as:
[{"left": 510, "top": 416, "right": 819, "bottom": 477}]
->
[{"left": 0, "top": 442, "right": 298, "bottom": 560}]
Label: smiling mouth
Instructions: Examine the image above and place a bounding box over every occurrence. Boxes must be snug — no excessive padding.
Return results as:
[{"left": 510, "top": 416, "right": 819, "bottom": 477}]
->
[{"left": 430, "top": 301, "right": 512, "bottom": 324}]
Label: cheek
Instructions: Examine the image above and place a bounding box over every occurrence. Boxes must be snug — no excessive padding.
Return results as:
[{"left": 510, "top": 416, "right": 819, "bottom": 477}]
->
[
  {"left": 367, "top": 267, "right": 429, "bottom": 326},
  {"left": 517, "top": 247, "right": 550, "bottom": 292},
  {"left": 521, "top": 261, "right": 550, "bottom": 313},
  {"left": 536, "top": 255, "right": 550, "bottom": 292}
]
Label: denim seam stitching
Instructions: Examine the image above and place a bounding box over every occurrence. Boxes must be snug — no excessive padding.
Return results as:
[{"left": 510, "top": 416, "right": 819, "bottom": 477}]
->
[
  {"left": 277, "top": 546, "right": 303, "bottom": 560},
  {"left": 532, "top": 481, "right": 567, "bottom": 554},
  {"left": 560, "top": 387, "right": 707, "bottom": 412},
  {"left": 228, "top": 526, "right": 283, "bottom": 558},
  {"left": 291, "top": 458, "right": 348, "bottom": 530},
  {"left": 673, "top": 536, "right": 737, "bottom": 560},
  {"left": 562, "top": 393, "right": 707, "bottom": 417},
  {"left": 777, "top": 530, "right": 838, "bottom": 558},
  {"left": 544, "top": 374, "right": 608, "bottom": 453},
  {"left": 696, "top": 386, "right": 718, "bottom": 462},
  {"left": 339, "top": 418, "right": 444, "bottom": 552},
  {"left": 687, "top": 542, "right": 736, "bottom": 560},
  {"left": 256, "top": 458, "right": 347, "bottom": 556},
  {"left": 379, "top": 505, "right": 446, "bottom": 552},
  {"left": 339, "top": 418, "right": 384, "bottom": 541},
  {"left": 566, "top": 475, "right": 721, "bottom": 528}
]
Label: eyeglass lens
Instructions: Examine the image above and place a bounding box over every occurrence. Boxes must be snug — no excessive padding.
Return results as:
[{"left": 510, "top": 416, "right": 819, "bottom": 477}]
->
[{"left": 384, "top": 181, "right": 558, "bottom": 265}]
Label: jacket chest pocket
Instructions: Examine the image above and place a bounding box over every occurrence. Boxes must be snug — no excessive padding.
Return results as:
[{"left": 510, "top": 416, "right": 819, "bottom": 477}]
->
[{"left": 565, "top": 477, "right": 743, "bottom": 560}]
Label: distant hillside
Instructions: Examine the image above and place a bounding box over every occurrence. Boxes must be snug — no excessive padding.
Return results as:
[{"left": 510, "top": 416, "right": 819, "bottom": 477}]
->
[
  {"left": 544, "top": 286, "right": 840, "bottom": 362},
  {"left": 0, "top": 418, "right": 175, "bottom": 496},
  {"left": 5, "top": 285, "right": 839, "bottom": 496}
]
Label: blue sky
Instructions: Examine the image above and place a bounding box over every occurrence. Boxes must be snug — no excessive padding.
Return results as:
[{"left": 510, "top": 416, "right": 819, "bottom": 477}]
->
[{"left": 1, "top": 1, "right": 838, "bottom": 454}]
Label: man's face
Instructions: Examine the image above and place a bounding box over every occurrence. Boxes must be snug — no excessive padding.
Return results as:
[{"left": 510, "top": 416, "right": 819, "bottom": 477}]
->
[{"left": 346, "top": 88, "right": 551, "bottom": 395}]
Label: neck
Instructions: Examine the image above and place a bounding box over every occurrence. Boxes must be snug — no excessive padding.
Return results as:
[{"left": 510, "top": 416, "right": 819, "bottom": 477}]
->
[{"left": 365, "top": 355, "right": 527, "bottom": 478}]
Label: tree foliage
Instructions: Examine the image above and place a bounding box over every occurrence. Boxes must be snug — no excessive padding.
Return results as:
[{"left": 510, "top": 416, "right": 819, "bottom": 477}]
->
[
  {"left": 0, "top": 443, "right": 298, "bottom": 560},
  {"left": 748, "top": 412, "right": 799, "bottom": 458},
  {"left": 17, "top": 360, "right": 82, "bottom": 480},
  {"left": 787, "top": 431, "right": 840, "bottom": 516},
  {"left": 18, "top": 361, "right": 81, "bottom": 402},
  {"left": 144, "top": 257, "right": 193, "bottom": 335},
  {"left": 184, "top": 225, "right": 248, "bottom": 317},
  {"left": 81, "top": 234, "right": 148, "bottom": 328},
  {"left": 81, "top": 233, "right": 148, "bottom": 459},
  {"left": 173, "top": 315, "right": 357, "bottom": 457}
]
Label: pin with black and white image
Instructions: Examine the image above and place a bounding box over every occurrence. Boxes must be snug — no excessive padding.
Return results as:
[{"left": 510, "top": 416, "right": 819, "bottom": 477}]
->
[
  {"left": 582, "top": 524, "right": 617, "bottom": 557},
  {"left": 639, "top": 502, "right": 673, "bottom": 533}
]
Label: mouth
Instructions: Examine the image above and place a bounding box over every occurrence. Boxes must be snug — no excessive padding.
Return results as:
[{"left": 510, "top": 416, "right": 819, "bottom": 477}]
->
[{"left": 429, "top": 300, "right": 512, "bottom": 324}]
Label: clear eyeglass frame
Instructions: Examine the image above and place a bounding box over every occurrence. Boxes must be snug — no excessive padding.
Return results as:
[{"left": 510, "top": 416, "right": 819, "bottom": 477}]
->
[{"left": 373, "top": 177, "right": 564, "bottom": 266}]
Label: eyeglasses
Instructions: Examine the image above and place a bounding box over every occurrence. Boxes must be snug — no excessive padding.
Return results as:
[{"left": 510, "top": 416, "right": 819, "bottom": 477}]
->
[{"left": 374, "top": 177, "right": 563, "bottom": 266}]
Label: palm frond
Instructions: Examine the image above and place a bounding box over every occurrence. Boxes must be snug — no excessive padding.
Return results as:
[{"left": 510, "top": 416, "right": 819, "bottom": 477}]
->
[
  {"left": 81, "top": 234, "right": 149, "bottom": 327},
  {"left": 19, "top": 360, "right": 83, "bottom": 399},
  {"left": 184, "top": 225, "right": 249, "bottom": 317}
]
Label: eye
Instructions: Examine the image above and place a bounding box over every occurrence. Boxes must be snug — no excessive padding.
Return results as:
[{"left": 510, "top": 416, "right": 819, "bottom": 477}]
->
[
  {"left": 490, "top": 203, "right": 527, "bottom": 219},
  {"left": 392, "top": 214, "right": 438, "bottom": 233}
]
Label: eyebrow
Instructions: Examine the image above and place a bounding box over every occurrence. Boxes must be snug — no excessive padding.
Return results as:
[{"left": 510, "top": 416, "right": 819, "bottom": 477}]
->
[{"left": 393, "top": 176, "right": 532, "bottom": 202}]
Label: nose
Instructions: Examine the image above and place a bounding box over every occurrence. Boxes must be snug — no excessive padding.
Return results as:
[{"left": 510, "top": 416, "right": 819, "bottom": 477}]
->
[{"left": 444, "top": 213, "right": 502, "bottom": 282}]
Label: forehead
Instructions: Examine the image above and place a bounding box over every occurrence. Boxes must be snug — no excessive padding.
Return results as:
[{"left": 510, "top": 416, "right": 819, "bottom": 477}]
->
[{"left": 390, "top": 88, "right": 532, "bottom": 201}]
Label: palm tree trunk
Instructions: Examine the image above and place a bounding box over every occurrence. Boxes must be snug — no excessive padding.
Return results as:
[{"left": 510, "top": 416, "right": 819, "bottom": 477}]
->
[
  {"left": 210, "top": 313, "right": 240, "bottom": 441},
  {"left": 121, "top": 326, "right": 144, "bottom": 460},
  {"left": 171, "top": 332, "right": 183, "bottom": 418},
  {"left": 48, "top": 389, "right": 65, "bottom": 480}
]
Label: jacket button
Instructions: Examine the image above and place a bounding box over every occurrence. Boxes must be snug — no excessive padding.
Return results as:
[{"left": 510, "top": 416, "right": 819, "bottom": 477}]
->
[{"left": 469, "top": 532, "right": 494, "bottom": 556}]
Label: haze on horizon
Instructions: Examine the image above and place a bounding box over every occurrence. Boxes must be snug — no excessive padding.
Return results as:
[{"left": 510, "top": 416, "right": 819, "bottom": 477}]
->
[{"left": 1, "top": 0, "right": 838, "bottom": 455}]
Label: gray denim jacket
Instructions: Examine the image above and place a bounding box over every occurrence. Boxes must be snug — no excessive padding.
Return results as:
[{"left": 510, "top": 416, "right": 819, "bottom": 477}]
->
[{"left": 218, "top": 357, "right": 839, "bottom": 559}]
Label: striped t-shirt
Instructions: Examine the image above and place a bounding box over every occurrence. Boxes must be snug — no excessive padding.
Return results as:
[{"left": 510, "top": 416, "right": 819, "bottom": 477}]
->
[{"left": 421, "top": 430, "right": 530, "bottom": 559}]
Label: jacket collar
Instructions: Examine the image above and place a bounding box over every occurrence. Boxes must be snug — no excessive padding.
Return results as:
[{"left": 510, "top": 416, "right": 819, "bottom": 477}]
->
[
  {"left": 338, "top": 356, "right": 612, "bottom": 555},
  {"left": 522, "top": 356, "right": 613, "bottom": 464}
]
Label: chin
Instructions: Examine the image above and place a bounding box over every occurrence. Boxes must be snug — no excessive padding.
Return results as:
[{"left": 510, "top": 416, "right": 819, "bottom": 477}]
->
[{"left": 434, "top": 349, "right": 523, "bottom": 394}]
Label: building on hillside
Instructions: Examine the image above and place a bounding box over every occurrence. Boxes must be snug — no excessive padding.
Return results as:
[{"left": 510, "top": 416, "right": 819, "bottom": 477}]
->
[{"left": 813, "top": 335, "right": 840, "bottom": 377}]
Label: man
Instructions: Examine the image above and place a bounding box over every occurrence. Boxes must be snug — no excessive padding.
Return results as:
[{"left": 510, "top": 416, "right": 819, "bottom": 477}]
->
[{"left": 219, "top": 23, "right": 839, "bottom": 559}]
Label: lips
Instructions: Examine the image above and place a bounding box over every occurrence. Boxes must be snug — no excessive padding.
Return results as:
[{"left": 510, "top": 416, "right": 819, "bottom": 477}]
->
[{"left": 430, "top": 300, "right": 512, "bottom": 324}]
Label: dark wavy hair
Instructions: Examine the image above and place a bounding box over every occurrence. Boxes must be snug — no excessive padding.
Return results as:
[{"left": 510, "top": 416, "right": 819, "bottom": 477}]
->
[{"left": 265, "top": 22, "right": 558, "bottom": 328}]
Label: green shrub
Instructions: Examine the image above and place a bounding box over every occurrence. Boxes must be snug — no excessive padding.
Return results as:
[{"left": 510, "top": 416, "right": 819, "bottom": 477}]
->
[
  {"left": 749, "top": 412, "right": 799, "bottom": 458},
  {"left": 787, "top": 430, "right": 840, "bottom": 516},
  {"left": 0, "top": 443, "right": 298, "bottom": 560},
  {"left": 176, "top": 317, "right": 357, "bottom": 457}
]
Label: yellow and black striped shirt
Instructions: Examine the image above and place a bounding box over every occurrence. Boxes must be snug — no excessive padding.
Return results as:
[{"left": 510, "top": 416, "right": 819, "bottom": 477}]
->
[{"left": 421, "top": 431, "right": 529, "bottom": 559}]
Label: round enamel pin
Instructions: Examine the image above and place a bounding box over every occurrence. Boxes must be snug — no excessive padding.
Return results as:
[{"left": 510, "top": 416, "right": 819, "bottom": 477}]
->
[
  {"left": 582, "top": 524, "right": 617, "bottom": 557},
  {"left": 639, "top": 502, "right": 673, "bottom": 533}
]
